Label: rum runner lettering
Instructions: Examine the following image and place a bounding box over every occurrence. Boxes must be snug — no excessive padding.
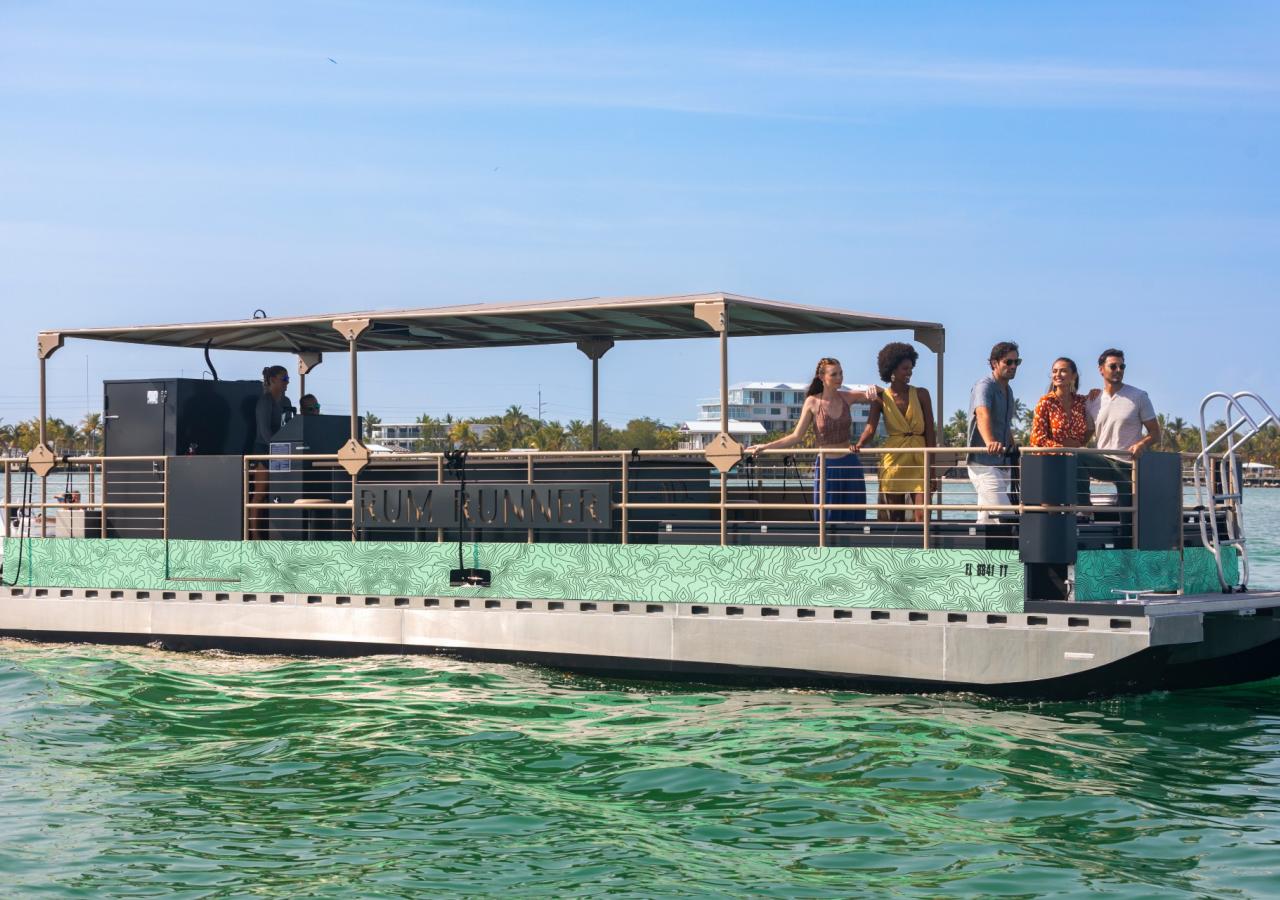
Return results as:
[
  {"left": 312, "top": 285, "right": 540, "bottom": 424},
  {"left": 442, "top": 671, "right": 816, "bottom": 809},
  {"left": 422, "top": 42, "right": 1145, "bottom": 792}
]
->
[
  {"left": 358, "top": 487, "right": 439, "bottom": 527},
  {"left": 355, "top": 483, "right": 612, "bottom": 530}
]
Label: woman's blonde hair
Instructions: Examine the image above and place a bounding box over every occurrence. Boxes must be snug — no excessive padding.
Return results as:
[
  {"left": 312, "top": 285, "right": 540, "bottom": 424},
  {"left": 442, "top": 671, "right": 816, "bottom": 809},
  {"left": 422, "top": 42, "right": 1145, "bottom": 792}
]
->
[{"left": 262, "top": 364, "right": 288, "bottom": 391}]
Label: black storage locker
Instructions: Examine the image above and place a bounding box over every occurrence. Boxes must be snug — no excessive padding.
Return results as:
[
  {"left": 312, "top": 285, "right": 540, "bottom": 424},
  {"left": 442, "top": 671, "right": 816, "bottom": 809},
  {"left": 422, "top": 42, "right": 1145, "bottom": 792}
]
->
[{"left": 102, "top": 379, "right": 263, "bottom": 538}]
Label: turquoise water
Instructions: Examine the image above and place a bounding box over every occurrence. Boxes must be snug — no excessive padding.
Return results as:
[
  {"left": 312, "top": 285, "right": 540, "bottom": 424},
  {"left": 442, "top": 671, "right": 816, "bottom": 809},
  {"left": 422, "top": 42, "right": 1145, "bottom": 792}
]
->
[{"left": 1, "top": 490, "right": 1278, "bottom": 896}]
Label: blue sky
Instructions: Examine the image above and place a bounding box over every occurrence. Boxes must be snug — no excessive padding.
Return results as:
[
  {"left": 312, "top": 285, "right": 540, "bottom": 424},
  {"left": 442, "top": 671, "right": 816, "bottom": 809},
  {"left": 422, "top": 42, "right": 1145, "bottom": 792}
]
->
[{"left": 2, "top": 1, "right": 1277, "bottom": 429}]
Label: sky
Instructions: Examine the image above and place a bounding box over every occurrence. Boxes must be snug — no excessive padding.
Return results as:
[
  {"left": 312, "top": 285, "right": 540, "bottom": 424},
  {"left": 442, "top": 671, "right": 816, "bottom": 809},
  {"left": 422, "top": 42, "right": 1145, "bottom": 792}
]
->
[{"left": 1, "top": 0, "right": 1277, "bottom": 431}]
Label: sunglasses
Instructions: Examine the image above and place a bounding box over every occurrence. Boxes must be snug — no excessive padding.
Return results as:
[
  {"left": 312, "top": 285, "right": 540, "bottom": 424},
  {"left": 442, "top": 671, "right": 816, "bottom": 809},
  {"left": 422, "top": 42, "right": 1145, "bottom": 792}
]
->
[
  {"left": 1106, "top": 363, "right": 1126, "bottom": 371},
  {"left": 302, "top": 405, "right": 320, "bottom": 412},
  {"left": 999, "top": 358, "right": 1022, "bottom": 367}
]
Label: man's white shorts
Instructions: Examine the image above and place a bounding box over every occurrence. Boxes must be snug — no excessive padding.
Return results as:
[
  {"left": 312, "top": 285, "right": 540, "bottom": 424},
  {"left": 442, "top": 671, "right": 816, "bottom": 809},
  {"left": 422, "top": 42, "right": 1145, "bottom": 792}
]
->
[{"left": 967, "top": 463, "right": 1012, "bottom": 524}]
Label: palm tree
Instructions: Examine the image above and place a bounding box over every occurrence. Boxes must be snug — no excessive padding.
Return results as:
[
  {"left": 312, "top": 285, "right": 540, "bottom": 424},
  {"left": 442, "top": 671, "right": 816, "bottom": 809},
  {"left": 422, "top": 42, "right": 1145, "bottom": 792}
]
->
[
  {"left": 448, "top": 421, "right": 479, "bottom": 450},
  {"left": 530, "top": 423, "right": 567, "bottom": 451},
  {"left": 413, "top": 413, "right": 449, "bottom": 452},
  {"left": 43, "top": 417, "right": 77, "bottom": 455},
  {"left": 500, "top": 405, "right": 535, "bottom": 448},
  {"left": 944, "top": 409, "right": 969, "bottom": 447},
  {"left": 1011, "top": 397, "right": 1033, "bottom": 445},
  {"left": 565, "top": 419, "right": 591, "bottom": 450},
  {"left": 80, "top": 412, "right": 102, "bottom": 455},
  {"left": 363, "top": 411, "right": 382, "bottom": 442}
]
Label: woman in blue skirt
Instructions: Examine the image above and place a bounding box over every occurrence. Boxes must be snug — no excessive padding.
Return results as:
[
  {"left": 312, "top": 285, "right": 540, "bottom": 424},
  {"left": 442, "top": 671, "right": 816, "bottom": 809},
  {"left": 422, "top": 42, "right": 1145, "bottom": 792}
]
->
[{"left": 747, "top": 357, "right": 877, "bottom": 521}]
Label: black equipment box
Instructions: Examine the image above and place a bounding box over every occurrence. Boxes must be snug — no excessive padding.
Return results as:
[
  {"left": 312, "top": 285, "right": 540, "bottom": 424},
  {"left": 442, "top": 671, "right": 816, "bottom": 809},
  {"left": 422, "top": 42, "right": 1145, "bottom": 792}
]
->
[
  {"left": 166, "top": 455, "right": 245, "bottom": 540},
  {"left": 103, "top": 378, "right": 263, "bottom": 457},
  {"left": 269, "top": 414, "right": 354, "bottom": 455},
  {"left": 267, "top": 415, "right": 357, "bottom": 541},
  {"left": 102, "top": 378, "right": 262, "bottom": 538}
]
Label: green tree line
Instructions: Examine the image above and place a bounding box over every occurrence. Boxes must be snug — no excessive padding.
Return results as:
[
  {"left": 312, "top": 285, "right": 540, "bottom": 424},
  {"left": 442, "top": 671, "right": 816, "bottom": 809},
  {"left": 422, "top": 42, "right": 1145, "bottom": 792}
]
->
[
  {"left": 0, "top": 414, "right": 102, "bottom": 456},
  {"left": 369, "top": 405, "right": 682, "bottom": 452},
  {"left": 5, "top": 406, "right": 1277, "bottom": 463},
  {"left": 935, "top": 407, "right": 1280, "bottom": 464}
]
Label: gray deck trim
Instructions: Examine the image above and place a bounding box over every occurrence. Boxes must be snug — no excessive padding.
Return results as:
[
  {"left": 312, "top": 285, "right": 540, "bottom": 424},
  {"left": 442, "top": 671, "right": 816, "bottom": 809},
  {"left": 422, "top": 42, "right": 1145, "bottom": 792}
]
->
[{"left": 0, "top": 586, "right": 1187, "bottom": 685}]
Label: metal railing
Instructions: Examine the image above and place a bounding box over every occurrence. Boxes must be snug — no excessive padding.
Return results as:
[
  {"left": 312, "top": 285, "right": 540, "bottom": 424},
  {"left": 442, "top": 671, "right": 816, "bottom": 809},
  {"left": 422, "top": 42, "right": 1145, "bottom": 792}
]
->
[
  {"left": 2, "top": 455, "right": 167, "bottom": 540},
  {"left": 2, "top": 447, "right": 1229, "bottom": 552},
  {"left": 237, "top": 446, "right": 1149, "bottom": 548},
  {"left": 1192, "top": 391, "right": 1278, "bottom": 590}
]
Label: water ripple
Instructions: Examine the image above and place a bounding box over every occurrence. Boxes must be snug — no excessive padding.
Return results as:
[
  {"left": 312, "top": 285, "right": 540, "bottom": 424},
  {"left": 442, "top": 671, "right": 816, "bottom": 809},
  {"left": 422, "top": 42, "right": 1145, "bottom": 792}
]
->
[{"left": 2, "top": 641, "right": 1279, "bottom": 896}]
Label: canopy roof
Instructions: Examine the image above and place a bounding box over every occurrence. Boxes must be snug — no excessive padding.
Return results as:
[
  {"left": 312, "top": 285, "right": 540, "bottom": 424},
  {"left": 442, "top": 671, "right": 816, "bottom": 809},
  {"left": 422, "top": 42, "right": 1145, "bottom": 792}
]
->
[{"left": 44, "top": 292, "right": 944, "bottom": 355}]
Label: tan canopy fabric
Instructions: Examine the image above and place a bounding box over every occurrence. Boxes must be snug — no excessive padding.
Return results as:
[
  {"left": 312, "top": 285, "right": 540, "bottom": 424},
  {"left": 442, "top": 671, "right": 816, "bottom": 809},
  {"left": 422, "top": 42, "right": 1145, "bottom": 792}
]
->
[{"left": 42, "top": 292, "right": 944, "bottom": 354}]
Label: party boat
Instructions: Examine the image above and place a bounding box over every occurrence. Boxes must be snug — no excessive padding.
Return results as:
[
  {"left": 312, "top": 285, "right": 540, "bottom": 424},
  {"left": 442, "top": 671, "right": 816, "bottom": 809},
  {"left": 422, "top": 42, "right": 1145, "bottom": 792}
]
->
[{"left": 2, "top": 293, "right": 1278, "bottom": 698}]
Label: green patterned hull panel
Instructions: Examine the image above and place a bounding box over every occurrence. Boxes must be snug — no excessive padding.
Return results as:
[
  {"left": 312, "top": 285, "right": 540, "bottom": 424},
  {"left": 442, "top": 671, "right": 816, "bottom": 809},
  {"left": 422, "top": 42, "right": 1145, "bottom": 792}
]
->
[
  {"left": 1074, "top": 547, "right": 1238, "bottom": 601},
  {"left": 3, "top": 538, "right": 1025, "bottom": 612}
]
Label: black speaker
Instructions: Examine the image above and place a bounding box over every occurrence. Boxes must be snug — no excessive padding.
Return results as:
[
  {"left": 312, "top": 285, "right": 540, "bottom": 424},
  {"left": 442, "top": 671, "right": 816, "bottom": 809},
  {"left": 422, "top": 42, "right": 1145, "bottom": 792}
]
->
[
  {"left": 1136, "top": 451, "right": 1182, "bottom": 551},
  {"left": 1021, "top": 453, "right": 1077, "bottom": 506}
]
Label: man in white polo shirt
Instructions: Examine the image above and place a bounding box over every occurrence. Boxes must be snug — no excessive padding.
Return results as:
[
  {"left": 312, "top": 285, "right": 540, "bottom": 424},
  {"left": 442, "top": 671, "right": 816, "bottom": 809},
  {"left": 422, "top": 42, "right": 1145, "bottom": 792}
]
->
[{"left": 1084, "top": 348, "right": 1161, "bottom": 523}]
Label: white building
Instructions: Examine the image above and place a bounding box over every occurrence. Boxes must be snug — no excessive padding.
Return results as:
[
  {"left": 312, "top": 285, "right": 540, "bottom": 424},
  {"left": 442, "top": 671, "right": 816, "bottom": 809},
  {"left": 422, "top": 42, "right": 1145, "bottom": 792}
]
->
[
  {"left": 696, "top": 382, "right": 878, "bottom": 437},
  {"left": 369, "top": 421, "right": 495, "bottom": 452},
  {"left": 678, "top": 420, "right": 767, "bottom": 450}
]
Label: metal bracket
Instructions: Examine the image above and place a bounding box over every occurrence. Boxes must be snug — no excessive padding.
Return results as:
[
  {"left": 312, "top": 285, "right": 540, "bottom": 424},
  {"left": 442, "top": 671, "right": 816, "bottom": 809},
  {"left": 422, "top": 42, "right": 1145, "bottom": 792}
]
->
[
  {"left": 575, "top": 337, "right": 614, "bottom": 361},
  {"left": 297, "top": 351, "right": 323, "bottom": 375},
  {"left": 693, "top": 300, "right": 726, "bottom": 332},
  {"left": 37, "top": 332, "right": 64, "bottom": 360},
  {"left": 27, "top": 443, "right": 57, "bottom": 477},
  {"left": 913, "top": 326, "right": 945, "bottom": 354},
  {"left": 333, "top": 318, "right": 371, "bottom": 342},
  {"left": 704, "top": 433, "right": 743, "bottom": 474},
  {"left": 337, "top": 438, "right": 371, "bottom": 476}
]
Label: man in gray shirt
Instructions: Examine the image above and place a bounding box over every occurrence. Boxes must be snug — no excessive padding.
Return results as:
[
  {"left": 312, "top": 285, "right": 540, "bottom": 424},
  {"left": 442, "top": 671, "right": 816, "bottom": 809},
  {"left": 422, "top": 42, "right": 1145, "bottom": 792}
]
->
[
  {"left": 1083, "top": 348, "right": 1161, "bottom": 523},
  {"left": 967, "top": 341, "right": 1020, "bottom": 523}
]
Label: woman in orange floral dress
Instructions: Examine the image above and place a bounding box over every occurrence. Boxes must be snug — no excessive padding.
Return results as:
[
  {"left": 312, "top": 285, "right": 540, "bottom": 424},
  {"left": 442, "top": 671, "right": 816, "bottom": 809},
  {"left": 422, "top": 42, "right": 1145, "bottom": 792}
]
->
[{"left": 1030, "top": 357, "right": 1094, "bottom": 507}]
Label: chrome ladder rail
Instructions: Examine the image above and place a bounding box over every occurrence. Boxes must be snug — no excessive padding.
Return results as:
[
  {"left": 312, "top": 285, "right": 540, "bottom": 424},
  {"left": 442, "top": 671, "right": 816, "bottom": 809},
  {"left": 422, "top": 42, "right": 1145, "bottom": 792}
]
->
[{"left": 1193, "top": 391, "right": 1278, "bottom": 591}]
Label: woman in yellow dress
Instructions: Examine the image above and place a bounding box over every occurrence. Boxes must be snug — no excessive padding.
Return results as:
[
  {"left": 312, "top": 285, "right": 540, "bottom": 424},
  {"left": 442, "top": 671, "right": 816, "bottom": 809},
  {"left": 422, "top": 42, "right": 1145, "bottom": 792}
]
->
[{"left": 854, "top": 342, "right": 937, "bottom": 522}]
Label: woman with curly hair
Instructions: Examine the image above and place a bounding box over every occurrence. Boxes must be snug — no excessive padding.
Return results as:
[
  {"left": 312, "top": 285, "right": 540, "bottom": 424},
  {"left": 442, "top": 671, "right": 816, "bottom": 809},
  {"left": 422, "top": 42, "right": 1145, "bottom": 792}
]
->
[
  {"left": 748, "top": 357, "right": 878, "bottom": 521},
  {"left": 855, "top": 342, "right": 936, "bottom": 522}
]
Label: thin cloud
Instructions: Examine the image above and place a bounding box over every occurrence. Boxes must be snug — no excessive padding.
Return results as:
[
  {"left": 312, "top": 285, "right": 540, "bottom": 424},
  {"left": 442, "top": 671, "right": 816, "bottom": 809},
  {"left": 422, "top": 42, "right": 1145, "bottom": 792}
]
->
[{"left": 4, "top": 25, "right": 1276, "bottom": 115}]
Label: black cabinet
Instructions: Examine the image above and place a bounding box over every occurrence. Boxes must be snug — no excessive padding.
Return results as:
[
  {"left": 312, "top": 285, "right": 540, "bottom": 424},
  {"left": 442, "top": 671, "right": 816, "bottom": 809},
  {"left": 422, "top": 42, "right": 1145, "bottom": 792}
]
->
[
  {"left": 102, "top": 379, "right": 262, "bottom": 538},
  {"left": 166, "top": 456, "right": 244, "bottom": 540},
  {"left": 267, "top": 415, "right": 357, "bottom": 541}
]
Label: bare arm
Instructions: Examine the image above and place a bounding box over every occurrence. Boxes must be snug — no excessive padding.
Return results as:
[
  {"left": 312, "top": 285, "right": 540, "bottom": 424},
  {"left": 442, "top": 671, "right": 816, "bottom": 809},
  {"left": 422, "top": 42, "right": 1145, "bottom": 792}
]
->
[
  {"left": 751, "top": 399, "right": 814, "bottom": 453},
  {"left": 1130, "top": 418, "right": 1161, "bottom": 457},
  {"left": 853, "top": 397, "right": 882, "bottom": 451}
]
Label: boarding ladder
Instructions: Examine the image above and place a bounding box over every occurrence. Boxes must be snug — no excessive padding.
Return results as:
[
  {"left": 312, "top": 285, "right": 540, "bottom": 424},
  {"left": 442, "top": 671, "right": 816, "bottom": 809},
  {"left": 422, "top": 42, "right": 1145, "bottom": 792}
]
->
[{"left": 1193, "top": 391, "right": 1279, "bottom": 592}]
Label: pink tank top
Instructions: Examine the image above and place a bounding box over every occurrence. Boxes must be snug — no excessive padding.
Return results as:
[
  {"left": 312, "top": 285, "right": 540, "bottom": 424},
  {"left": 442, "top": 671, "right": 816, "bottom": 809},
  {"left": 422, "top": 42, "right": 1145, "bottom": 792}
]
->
[{"left": 814, "top": 398, "right": 851, "bottom": 445}]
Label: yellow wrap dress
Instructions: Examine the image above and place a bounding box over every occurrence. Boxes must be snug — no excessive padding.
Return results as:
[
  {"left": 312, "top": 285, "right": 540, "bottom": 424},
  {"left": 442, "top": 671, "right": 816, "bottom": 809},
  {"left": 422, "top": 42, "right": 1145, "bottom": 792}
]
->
[{"left": 879, "top": 386, "right": 927, "bottom": 494}]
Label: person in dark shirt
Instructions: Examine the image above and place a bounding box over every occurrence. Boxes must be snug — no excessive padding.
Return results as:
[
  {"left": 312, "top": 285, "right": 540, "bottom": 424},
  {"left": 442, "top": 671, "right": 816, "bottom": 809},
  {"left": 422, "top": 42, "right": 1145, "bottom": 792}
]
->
[{"left": 250, "top": 365, "right": 291, "bottom": 538}]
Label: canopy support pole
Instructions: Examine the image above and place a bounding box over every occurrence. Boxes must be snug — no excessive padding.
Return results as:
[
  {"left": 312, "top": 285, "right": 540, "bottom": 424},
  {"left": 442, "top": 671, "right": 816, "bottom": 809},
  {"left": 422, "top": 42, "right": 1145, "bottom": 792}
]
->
[
  {"left": 935, "top": 347, "right": 945, "bottom": 439},
  {"left": 576, "top": 338, "right": 614, "bottom": 451},
  {"left": 349, "top": 341, "right": 358, "bottom": 441},
  {"left": 28, "top": 333, "right": 64, "bottom": 479},
  {"left": 693, "top": 302, "right": 740, "bottom": 547},
  {"left": 914, "top": 326, "right": 947, "bottom": 441},
  {"left": 332, "top": 320, "right": 371, "bottom": 479},
  {"left": 297, "top": 352, "right": 322, "bottom": 401}
]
